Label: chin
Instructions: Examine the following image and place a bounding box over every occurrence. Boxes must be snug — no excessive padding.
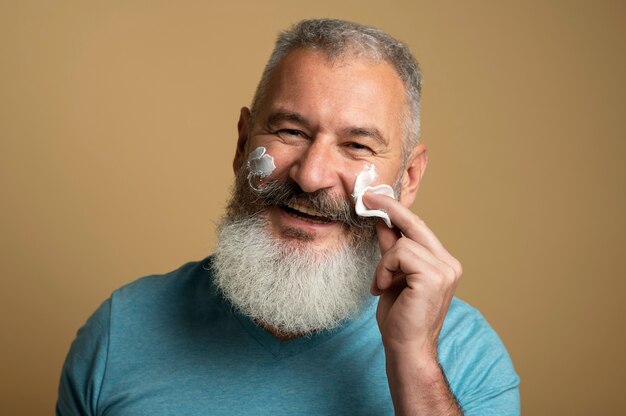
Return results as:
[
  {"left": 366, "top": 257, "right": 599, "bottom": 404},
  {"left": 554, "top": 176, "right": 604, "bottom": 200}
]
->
[{"left": 213, "top": 212, "right": 380, "bottom": 335}]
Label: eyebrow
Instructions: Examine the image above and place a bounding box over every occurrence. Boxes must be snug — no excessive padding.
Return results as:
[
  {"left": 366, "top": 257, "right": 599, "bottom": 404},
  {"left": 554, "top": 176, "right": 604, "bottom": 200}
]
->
[
  {"left": 340, "top": 126, "right": 388, "bottom": 147},
  {"left": 266, "top": 111, "right": 310, "bottom": 129}
]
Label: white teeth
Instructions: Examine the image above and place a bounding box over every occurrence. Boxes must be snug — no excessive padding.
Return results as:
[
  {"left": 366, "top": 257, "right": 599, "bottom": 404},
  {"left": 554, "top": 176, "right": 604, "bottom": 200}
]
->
[{"left": 286, "top": 201, "right": 326, "bottom": 218}]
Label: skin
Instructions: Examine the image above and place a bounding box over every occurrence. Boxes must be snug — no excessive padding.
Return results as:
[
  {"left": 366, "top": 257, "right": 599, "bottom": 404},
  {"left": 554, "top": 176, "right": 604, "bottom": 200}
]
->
[{"left": 233, "top": 48, "right": 463, "bottom": 415}]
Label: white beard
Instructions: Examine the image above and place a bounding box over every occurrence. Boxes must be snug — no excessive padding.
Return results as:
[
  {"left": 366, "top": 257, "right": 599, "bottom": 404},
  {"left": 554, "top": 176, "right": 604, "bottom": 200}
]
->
[{"left": 212, "top": 214, "right": 379, "bottom": 336}]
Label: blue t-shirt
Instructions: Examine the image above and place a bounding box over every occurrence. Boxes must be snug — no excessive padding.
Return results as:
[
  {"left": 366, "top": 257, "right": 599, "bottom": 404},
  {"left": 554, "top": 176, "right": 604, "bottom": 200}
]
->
[{"left": 57, "top": 257, "right": 520, "bottom": 415}]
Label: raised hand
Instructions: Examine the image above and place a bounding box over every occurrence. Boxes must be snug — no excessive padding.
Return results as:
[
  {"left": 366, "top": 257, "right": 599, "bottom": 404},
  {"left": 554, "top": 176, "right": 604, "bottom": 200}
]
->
[{"left": 363, "top": 191, "right": 463, "bottom": 415}]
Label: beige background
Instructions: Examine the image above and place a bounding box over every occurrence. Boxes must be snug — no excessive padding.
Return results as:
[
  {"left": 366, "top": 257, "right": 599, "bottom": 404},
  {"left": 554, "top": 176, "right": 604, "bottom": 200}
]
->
[{"left": 1, "top": 1, "right": 625, "bottom": 414}]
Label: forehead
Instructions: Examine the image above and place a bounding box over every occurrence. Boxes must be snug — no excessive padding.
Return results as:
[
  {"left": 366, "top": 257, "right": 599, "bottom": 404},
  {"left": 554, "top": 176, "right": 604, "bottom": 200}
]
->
[{"left": 258, "top": 48, "right": 407, "bottom": 146}]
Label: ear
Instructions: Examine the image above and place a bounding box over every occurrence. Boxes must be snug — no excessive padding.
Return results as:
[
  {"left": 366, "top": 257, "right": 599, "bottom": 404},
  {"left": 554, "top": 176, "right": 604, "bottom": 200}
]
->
[
  {"left": 398, "top": 143, "right": 428, "bottom": 208},
  {"left": 233, "top": 107, "right": 252, "bottom": 174}
]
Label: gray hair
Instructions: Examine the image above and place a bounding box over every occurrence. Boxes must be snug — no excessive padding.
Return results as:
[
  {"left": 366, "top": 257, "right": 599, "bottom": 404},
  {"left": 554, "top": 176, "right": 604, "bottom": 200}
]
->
[{"left": 250, "top": 18, "right": 423, "bottom": 161}]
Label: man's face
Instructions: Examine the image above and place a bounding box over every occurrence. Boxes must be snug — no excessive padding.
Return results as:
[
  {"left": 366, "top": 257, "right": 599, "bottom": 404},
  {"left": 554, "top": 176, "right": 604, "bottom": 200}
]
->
[
  {"left": 234, "top": 48, "right": 415, "bottom": 253},
  {"left": 216, "top": 48, "right": 426, "bottom": 335}
]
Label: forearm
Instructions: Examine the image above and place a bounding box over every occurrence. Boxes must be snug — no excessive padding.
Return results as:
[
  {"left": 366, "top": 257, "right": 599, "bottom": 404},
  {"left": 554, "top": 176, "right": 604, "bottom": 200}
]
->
[{"left": 385, "top": 350, "right": 462, "bottom": 416}]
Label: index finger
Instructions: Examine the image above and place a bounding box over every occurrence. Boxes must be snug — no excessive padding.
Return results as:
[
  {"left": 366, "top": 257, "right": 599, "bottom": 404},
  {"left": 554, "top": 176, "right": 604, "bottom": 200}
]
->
[{"left": 362, "top": 191, "right": 447, "bottom": 256}]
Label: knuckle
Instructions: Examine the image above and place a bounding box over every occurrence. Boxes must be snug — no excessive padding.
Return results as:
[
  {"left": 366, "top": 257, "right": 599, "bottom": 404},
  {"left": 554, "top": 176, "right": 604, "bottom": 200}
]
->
[
  {"left": 396, "top": 236, "right": 410, "bottom": 248},
  {"left": 443, "top": 264, "right": 456, "bottom": 282},
  {"left": 410, "top": 216, "right": 426, "bottom": 230},
  {"left": 375, "top": 262, "right": 384, "bottom": 277},
  {"left": 434, "top": 268, "right": 447, "bottom": 282},
  {"left": 398, "top": 245, "right": 413, "bottom": 258},
  {"left": 395, "top": 238, "right": 414, "bottom": 255},
  {"left": 452, "top": 259, "right": 463, "bottom": 277}
]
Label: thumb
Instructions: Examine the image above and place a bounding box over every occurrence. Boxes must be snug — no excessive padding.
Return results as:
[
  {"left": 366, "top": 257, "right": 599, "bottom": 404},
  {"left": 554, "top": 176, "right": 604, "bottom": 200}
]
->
[
  {"left": 362, "top": 192, "right": 401, "bottom": 254},
  {"left": 370, "top": 221, "right": 401, "bottom": 296},
  {"left": 376, "top": 220, "right": 401, "bottom": 255}
]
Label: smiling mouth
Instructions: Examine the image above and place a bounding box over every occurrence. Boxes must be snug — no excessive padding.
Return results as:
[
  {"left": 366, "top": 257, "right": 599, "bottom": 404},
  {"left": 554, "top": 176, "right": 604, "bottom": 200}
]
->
[{"left": 281, "top": 201, "right": 334, "bottom": 224}]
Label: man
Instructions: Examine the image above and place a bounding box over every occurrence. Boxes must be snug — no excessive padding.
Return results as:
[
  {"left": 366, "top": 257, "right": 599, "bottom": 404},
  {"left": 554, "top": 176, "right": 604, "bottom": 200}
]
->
[{"left": 57, "top": 19, "right": 519, "bottom": 415}]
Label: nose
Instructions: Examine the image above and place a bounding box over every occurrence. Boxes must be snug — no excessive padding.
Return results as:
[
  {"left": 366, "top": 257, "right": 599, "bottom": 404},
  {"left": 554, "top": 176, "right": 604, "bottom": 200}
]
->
[{"left": 289, "top": 139, "right": 339, "bottom": 193}]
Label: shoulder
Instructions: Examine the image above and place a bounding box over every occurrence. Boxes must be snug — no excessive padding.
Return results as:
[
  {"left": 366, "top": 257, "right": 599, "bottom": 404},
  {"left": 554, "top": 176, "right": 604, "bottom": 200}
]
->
[
  {"left": 439, "top": 298, "right": 521, "bottom": 415},
  {"left": 441, "top": 297, "right": 495, "bottom": 340},
  {"left": 105, "top": 256, "right": 225, "bottom": 332},
  {"left": 57, "top": 257, "right": 219, "bottom": 415},
  {"left": 440, "top": 297, "right": 517, "bottom": 367},
  {"left": 112, "top": 257, "right": 213, "bottom": 301}
]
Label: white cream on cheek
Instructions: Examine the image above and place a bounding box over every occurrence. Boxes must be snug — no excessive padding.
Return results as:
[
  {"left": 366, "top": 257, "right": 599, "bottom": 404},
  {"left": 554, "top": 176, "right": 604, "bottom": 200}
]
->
[
  {"left": 247, "top": 146, "right": 276, "bottom": 190},
  {"left": 352, "top": 164, "right": 395, "bottom": 228}
]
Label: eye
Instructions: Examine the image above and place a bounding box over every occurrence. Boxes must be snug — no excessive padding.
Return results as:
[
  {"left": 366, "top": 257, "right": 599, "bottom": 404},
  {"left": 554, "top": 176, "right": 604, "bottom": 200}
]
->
[
  {"left": 345, "top": 142, "right": 374, "bottom": 154},
  {"left": 276, "top": 129, "right": 306, "bottom": 139}
]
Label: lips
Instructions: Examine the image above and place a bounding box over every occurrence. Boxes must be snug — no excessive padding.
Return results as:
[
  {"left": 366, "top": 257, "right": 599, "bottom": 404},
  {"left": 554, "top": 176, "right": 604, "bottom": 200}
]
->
[{"left": 282, "top": 201, "right": 333, "bottom": 224}]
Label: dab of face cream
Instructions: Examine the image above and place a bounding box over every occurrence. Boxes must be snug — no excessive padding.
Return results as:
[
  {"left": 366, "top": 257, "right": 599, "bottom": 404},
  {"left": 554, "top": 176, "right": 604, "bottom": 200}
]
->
[
  {"left": 352, "top": 164, "right": 395, "bottom": 228},
  {"left": 247, "top": 146, "right": 276, "bottom": 190}
]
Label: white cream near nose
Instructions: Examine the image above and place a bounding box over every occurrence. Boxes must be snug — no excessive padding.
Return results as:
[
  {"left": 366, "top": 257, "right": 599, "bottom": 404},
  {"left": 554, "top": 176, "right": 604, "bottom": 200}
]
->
[{"left": 352, "top": 164, "right": 395, "bottom": 228}]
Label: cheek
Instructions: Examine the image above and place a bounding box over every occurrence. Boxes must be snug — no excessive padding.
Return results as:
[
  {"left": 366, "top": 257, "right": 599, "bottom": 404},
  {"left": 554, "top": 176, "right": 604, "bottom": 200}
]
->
[
  {"left": 378, "top": 168, "right": 402, "bottom": 187},
  {"left": 259, "top": 146, "right": 299, "bottom": 179},
  {"left": 342, "top": 163, "right": 386, "bottom": 199},
  {"left": 245, "top": 136, "right": 292, "bottom": 173},
  {"left": 355, "top": 163, "right": 402, "bottom": 192}
]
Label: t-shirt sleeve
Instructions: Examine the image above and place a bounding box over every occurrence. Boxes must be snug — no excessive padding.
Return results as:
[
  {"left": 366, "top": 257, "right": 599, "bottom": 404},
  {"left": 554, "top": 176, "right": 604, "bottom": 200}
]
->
[
  {"left": 455, "top": 330, "right": 520, "bottom": 416},
  {"left": 440, "top": 302, "right": 520, "bottom": 416},
  {"left": 56, "top": 299, "right": 111, "bottom": 416}
]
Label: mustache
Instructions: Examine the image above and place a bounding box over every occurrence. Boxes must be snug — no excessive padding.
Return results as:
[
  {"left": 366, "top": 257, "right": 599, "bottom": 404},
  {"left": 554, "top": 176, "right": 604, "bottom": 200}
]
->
[{"left": 250, "top": 178, "right": 377, "bottom": 229}]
